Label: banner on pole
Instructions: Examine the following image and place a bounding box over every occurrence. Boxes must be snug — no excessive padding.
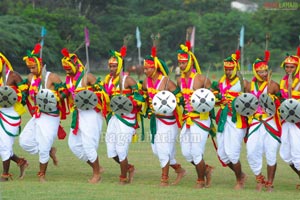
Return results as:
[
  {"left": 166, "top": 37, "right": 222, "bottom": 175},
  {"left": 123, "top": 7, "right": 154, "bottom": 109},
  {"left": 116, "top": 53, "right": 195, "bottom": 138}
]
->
[
  {"left": 84, "top": 27, "right": 90, "bottom": 47},
  {"left": 136, "top": 26, "right": 142, "bottom": 48},
  {"left": 190, "top": 26, "right": 195, "bottom": 48},
  {"left": 240, "top": 25, "right": 245, "bottom": 48},
  {"left": 40, "top": 26, "right": 47, "bottom": 46}
]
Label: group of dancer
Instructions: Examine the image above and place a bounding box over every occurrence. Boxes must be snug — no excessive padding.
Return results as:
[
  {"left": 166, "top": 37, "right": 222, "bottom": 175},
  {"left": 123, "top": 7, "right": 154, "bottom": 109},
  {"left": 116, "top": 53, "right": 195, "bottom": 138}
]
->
[{"left": 0, "top": 36, "right": 300, "bottom": 193}]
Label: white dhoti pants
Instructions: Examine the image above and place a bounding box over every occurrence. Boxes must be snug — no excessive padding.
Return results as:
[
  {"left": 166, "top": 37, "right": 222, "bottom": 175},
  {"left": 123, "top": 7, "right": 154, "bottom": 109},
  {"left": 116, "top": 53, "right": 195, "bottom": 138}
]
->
[
  {"left": 19, "top": 113, "right": 60, "bottom": 164},
  {"left": 105, "top": 115, "right": 135, "bottom": 162},
  {"left": 280, "top": 122, "right": 300, "bottom": 170},
  {"left": 217, "top": 116, "right": 246, "bottom": 164},
  {"left": 151, "top": 118, "right": 178, "bottom": 168},
  {"left": 247, "top": 118, "right": 280, "bottom": 175},
  {"left": 180, "top": 118, "right": 210, "bottom": 165},
  {"left": 68, "top": 109, "right": 103, "bottom": 163},
  {"left": 0, "top": 107, "right": 20, "bottom": 161}
]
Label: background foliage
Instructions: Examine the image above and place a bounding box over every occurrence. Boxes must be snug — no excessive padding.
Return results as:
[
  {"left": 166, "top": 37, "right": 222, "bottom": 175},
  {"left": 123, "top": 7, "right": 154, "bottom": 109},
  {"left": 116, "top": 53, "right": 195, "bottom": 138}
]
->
[{"left": 0, "top": 0, "right": 299, "bottom": 74}]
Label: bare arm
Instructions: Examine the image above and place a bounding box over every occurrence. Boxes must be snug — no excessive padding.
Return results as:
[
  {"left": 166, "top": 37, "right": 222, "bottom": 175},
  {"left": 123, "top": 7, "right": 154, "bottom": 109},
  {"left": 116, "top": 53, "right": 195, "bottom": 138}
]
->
[
  {"left": 124, "top": 76, "right": 137, "bottom": 89},
  {"left": 194, "top": 74, "right": 211, "bottom": 90},
  {"left": 6, "top": 71, "right": 23, "bottom": 86}
]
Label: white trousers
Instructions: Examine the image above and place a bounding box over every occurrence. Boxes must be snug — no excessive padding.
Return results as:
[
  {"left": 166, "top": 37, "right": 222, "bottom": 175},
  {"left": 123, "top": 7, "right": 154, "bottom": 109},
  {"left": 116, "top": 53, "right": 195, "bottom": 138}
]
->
[
  {"left": 68, "top": 110, "right": 103, "bottom": 163},
  {"left": 0, "top": 108, "right": 20, "bottom": 161},
  {"left": 105, "top": 115, "right": 135, "bottom": 162},
  {"left": 217, "top": 116, "right": 246, "bottom": 164},
  {"left": 280, "top": 122, "right": 300, "bottom": 170},
  {"left": 19, "top": 113, "right": 60, "bottom": 164},
  {"left": 247, "top": 118, "right": 279, "bottom": 175},
  {"left": 180, "top": 118, "right": 210, "bottom": 165},
  {"left": 151, "top": 118, "right": 178, "bottom": 168}
]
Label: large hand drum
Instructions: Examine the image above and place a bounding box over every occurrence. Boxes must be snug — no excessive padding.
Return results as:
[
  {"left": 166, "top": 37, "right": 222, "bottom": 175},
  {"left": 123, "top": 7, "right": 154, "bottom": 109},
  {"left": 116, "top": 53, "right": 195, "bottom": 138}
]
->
[
  {"left": 234, "top": 93, "right": 258, "bottom": 116},
  {"left": 36, "top": 89, "right": 57, "bottom": 112},
  {"left": 110, "top": 95, "right": 133, "bottom": 115},
  {"left": 190, "top": 88, "right": 215, "bottom": 113},
  {"left": 152, "top": 90, "right": 177, "bottom": 115},
  {"left": 259, "top": 93, "right": 276, "bottom": 116},
  {"left": 74, "top": 90, "right": 98, "bottom": 110},
  {"left": 279, "top": 99, "right": 300, "bottom": 123},
  {"left": 0, "top": 86, "right": 18, "bottom": 108}
]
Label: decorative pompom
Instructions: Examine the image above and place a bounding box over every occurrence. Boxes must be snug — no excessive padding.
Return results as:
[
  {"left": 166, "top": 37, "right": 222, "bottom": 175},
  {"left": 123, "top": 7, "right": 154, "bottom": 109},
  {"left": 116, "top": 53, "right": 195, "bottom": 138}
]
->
[
  {"left": 185, "top": 41, "right": 191, "bottom": 51},
  {"left": 61, "top": 48, "right": 70, "bottom": 58},
  {"left": 235, "top": 49, "right": 240, "bottom": 61},
  {"left": 151, "top": 46, "right": 157, "bottom": 58},
  {"left": 297, "top": 46, "right": 300, "bottom": 57},
  {"left": 33, "top": 43, "right": 42, "bottom": 54},
  {"left": 120, "top": 46, "right": 127, "bottom": 57},
  {"left": 265, "top": 50, "right": 270, "bottom": 62}
]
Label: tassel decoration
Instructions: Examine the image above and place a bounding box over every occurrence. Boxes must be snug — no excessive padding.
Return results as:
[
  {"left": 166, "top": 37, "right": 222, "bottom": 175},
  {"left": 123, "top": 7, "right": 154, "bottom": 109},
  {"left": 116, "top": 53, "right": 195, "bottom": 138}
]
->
[
  {"left": 61, "top": 48, "right": 70, "bottom": 58},
  {"left": 120, "top": 46, "right": 127, "bottom": 58},
  {"left": 265, "top": 50, "right": 270, "bottom": 62},
  {"left": 185, "top": 41, "right": 191, "bottom": 51},
  {"left": 33, "top": 43, "right": 41, "bottom": 55},
  {"left": 235, "top": 49, "right": 241, "bottom": 61},
  {"left": 151, "top": 46, "right": 156, "bottom": 58}
]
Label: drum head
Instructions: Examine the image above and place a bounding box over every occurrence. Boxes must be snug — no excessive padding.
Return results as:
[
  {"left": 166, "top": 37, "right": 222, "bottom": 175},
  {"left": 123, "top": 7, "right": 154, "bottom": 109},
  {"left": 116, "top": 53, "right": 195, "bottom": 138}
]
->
[
  {"left": 259, "top": 93, "right": 276, "bottom": 116},
  {"left": 74, "top": 90, "right": 98, "bottom": 110},
  {"left": 279, "top": 98, "right": 300, "bottom": 123},
  {"left": 0, "top": 86, "right": 18, "bottom": 108},
  {"left": 110, "top": 95, "right": 133, "bottom": 115},
  {"left": 190, "top": 88, "right": 215, "bottom": 113},
  {"left": 234, "top": 93, "right": 258, "bottom": 116},
  {"left": 152, "top": 90, "right": 177, "bottom": 115},
  {"left": 36, "top": 89, "right": 57, "bottom": 112}
]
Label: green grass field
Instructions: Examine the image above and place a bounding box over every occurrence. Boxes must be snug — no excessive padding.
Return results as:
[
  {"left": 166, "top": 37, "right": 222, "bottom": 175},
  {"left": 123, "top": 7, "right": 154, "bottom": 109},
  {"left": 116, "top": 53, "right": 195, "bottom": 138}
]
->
[{"left": 1, "top": 71, "right": 298, "bottom": 200}]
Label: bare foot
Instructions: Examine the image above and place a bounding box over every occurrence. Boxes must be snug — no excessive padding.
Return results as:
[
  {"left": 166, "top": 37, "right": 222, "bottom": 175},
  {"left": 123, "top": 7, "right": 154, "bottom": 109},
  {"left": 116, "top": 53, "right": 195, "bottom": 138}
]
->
[
  {"left": 50, "top": 147, "right": 58, "bottom": 166},
  {"left": 0, "top": 177, "right": 9, "bottom": 182},
  {"left": 234, "top": 173, "right": 247, "bottom": 190},
  {"left": 160, "top": 181, "right": 169, "bottom": 187},
  {"left": 18, "top": 158, "right": 29, "bottom": 179},
  {"left": 205, "top": 165, "right": 215, "bottom": 188},
  {"left": 99, "top": 166, "right": 105, "bottom": 174},
  {"left": 256, "top": 183, "right": 264, "bottom": 192},
  {"left": 88, "top": 174, "right": 101, "bottom": 184},
  {"left": 128, "top": 166, "right": 135, "bottom": 183},
  {"left": 172, "top": 168, "right": 186, "bottom": 185},
  {"left": 266, "top": 185, "right": 274, "bottom": 192},
  {"left": 38, "top": 172, "right": 46, "bottom": 183},
  {"left": 195, "top": 180, "right": 206, "bottom": 189},
  {"left": 39, "top": 176, "right": 46, "bottom": 183}
]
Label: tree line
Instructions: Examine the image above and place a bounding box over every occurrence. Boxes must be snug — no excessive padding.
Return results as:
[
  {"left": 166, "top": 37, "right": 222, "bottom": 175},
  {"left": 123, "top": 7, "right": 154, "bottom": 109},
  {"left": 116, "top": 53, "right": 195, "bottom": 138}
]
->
[{"left": 0, "top": 0, "right": 299, "bottom": 74}]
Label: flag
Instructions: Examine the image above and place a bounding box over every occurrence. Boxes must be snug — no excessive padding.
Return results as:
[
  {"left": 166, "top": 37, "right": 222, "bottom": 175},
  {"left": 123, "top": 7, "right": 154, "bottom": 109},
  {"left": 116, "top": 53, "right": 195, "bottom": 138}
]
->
[
  {"left": 84, "top": 27, "right": 90, "bottom": 47},
  {"left": 136, "top": 26, "right": 142, "bottom": 48},
  {"left": 190, "top": 26, "right": 196, "bottom": 48},
  {"left": 240, "top": 25, "right": 245, "bottom": 48},
  {"left": 40, "top": 26, "right": 47, "bottom": 46}
]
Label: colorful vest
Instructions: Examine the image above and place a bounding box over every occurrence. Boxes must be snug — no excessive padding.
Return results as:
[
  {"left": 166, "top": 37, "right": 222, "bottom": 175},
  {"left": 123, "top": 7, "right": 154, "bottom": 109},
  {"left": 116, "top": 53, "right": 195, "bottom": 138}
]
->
[
  {"left": 180, "top": 71, "right": 211, "bottom": 132},
  {"left": 280, "top": 74, "right": 300, "bottom": 99},
  {"left": 248, "top": 78, "right": 281, "bottom": 141},
  {"left": 105, "top": 74, "right": 139, "bottom": 129},
  {"left": 0, "top": 70, "right": 22, "bottom": 137},
  {"left": 216, "top": 76, "right": 247, "bottom": 132}
]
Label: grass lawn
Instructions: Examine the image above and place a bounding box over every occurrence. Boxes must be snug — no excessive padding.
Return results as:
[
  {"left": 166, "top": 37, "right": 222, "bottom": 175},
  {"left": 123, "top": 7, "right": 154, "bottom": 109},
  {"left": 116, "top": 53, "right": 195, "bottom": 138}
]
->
[{"left": 1, "top": 71, "right": 297, "bottom": 200}]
